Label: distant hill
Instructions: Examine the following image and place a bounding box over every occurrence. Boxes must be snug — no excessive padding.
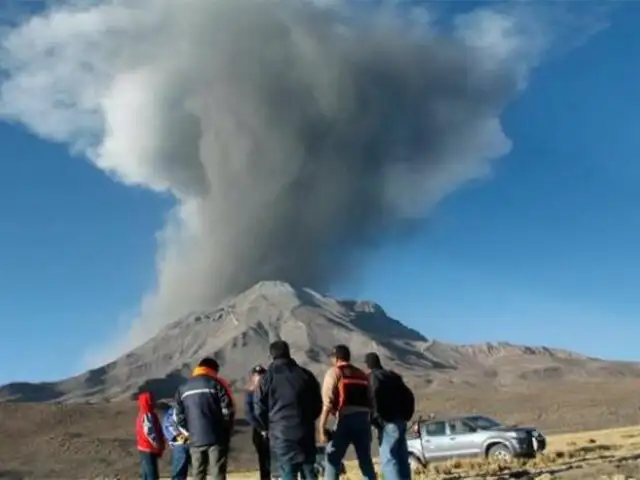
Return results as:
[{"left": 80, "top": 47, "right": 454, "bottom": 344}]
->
[{"left": 2, "top": 281, "right": 639, "bottom": 402}]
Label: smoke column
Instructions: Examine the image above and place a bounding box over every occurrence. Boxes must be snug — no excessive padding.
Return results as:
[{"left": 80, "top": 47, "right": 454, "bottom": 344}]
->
[{"left": 0, "top": 0, "right": 575, "bottom": 362}]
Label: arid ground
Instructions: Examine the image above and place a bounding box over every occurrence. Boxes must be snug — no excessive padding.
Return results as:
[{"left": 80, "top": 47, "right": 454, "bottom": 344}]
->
[
  {"left": 294, "top": 425, "right": 640, "bottom": 480},
  {"left": 2, "top": 379, "right": 640, "bottom": 479}
]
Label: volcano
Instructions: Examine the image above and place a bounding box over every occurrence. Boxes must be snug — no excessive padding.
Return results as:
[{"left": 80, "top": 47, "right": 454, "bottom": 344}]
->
[{"left": 2, "top": 281, "right": 639, "bottom": 403}]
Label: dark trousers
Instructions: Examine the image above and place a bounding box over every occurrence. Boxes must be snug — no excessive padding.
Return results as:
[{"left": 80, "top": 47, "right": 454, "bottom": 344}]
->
[
  {"left": 252, "top": 428, "right": 271, "bottom": 479},
  {"left": 325, "top": 411, "right": 376, "bottom": 480},
  {"left": 190, "top": 443, "right": 229, "bottom": 480},
  {"left": 171, "top": 444, "right": 191, "bottom": 480},
  {"left": 139, "top": 451, "right": 160, "bottom": 480},
  {"left": 278, "top": 460, "right": 317, "bottom": 480}
]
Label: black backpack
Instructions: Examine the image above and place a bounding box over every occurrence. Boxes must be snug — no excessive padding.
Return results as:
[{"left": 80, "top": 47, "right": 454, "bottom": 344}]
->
[{"left": 374, "top": 369, "right": 415, "bottom": 422}]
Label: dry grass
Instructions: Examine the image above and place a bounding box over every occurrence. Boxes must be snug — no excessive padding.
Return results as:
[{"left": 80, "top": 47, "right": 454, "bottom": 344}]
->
[
  {"left": 319, "top": 425, "right": 640, "bottom": 479},
  {"left": 205, "top": 427, "right": 640, "bottom": 479},
  {"left": 197, "top": 427, "right": 640, "bottom": 480}
]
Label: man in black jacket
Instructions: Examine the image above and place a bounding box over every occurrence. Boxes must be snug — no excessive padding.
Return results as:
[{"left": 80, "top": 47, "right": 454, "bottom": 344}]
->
[
  {"left": 175, "top": 357, "right": 236, "bottom": 480},
  {"left": 365, "top": 352, "right": 414, "bottom": 480},
  {"left": 254, "top": 340, "right": 322, "bottom": 480}
]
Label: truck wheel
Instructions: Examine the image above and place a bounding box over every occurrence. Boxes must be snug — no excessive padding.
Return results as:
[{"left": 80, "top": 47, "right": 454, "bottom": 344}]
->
[{"left": 488, "top": 443, "right": 513, "bottom": 461}]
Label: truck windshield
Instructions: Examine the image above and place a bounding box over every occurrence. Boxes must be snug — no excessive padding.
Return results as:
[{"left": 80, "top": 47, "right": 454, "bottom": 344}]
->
[{"left": 466, "top": 416, "right": 502, "bottom": 430}]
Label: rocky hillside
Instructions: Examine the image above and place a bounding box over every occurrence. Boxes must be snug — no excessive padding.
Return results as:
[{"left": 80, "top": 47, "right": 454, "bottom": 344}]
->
[{"left": 2, "top": 281, "right": 639, "bottom": 402}]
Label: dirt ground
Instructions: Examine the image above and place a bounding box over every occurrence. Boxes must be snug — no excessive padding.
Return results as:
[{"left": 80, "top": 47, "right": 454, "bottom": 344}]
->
[
  {"left": 1, "top": 379, "right": 640, "bottom": 479},
  {"left": 194, "top": 426, "right": 640, "bottom": 479}
]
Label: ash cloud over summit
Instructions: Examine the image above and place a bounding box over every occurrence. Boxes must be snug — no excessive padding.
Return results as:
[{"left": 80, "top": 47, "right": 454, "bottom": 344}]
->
[{"left": 0, "top": 0, "right": 604, "bottom": 363}]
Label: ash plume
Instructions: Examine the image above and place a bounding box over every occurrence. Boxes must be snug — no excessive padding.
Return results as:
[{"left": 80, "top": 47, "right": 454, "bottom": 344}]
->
[{"left": 0, "top": 0, "right": 595, "bottom": 363}]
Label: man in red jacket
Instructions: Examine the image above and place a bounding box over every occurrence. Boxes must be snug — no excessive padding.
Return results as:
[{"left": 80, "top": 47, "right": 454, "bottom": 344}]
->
[{"left": 136, "top": 391, "right": 165, "bottom": 480}]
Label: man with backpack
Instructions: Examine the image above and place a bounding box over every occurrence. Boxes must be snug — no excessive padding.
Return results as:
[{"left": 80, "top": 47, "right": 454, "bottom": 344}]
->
[
  {"left": 364, "top": 352, "right": 415, "bottom": 480},
  {"left": 319, "top": 345, "right": 377, "bottom": 480}
]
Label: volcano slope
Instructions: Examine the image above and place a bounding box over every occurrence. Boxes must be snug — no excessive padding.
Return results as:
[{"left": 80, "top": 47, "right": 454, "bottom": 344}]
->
[{"left": 1, "top": 282, "right": 640, "bottom": 478}]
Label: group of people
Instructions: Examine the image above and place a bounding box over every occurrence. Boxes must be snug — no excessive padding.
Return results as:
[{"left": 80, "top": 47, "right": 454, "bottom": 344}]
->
[{"left": 135, "top": 340, "right": 416, "bottom": 480}]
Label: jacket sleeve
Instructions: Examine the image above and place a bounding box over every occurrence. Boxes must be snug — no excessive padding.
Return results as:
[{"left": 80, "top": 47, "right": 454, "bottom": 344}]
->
[
  {"left": 161, "top": 411, "right": 173, "bottom": 441},
  {"left": 368, "top": 372, "right": 383, "bottom": 428},
  {"left": 155, "top": 414, "right": 166, "bottom": 452},
  {"left": 321, "top": 368, "right": 338, "bottom": 412},
  {"left": 304, "top": 368, "right": 323, "bottom": 421},
  {"left": 253, "top": 373, "right": 269, "bottom": 431},
  {"left": 214, "top": 378, "right": 236, "bottom": 435},
  {"left": 218, "top": 385, "right": 236, "bottom": 422},
  {"left": 174, "top": 387, "right": 189, "bottom": 435},
  {"left": 143, "top": 413, "right": 161, "bottom": 448},
  {"left": 244, "top": 391, "right": 259, "bottom": 428},
  {"left": 162, "top": 409, "right": 180, "bottom": 442}
]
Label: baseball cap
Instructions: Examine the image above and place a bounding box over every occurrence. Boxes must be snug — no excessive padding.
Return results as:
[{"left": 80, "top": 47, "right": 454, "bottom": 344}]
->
[{"left": 251, "top": 364, "right": 267, "bottom": 375}]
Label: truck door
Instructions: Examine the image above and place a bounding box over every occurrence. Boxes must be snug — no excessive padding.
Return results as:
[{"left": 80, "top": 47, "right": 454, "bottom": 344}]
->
[
  {"left": 446, "top": 419, "right": 482, "bottom": 457},
  {"left": 420, "top": 421, "right": 453, "bottom": 460}
]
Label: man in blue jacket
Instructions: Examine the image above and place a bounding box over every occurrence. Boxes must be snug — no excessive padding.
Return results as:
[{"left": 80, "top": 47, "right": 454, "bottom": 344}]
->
[
  {"left": 245, "top": 364, "right": 270, "bottom": 479},
  {"left": 175, "top": 357, "right": 236, "bottom": 480},
  {"left": 162, "top": 404, "right": 190, "bottom": 480}
]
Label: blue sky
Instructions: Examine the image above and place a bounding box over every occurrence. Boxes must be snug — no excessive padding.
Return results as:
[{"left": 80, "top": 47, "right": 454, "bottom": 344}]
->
[{"left": 1, "top": 2, "right": 639, "bottom": 385}]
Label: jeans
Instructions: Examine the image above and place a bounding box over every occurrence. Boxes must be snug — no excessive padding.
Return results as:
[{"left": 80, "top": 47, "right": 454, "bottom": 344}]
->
[
  {"left": 252, "top": 428, "right": 271, "bottom": 480},
  {"left": 139, "top": 451, "right": 160, "bottom": 480},
  {"left": 190, "top": 443, "right": 229, "bottom": 480},
  {"left": 278, "top": 460, "right": 317, "bottom": 480},
  {"left": 378, "top": 422, "right": 411, "bottom": 480},
  {"left": 170, "top": 444, "right": 190, "bottom": 480},
  {"left": 325, "top": 411, "right": 376, "bottom": 480}
]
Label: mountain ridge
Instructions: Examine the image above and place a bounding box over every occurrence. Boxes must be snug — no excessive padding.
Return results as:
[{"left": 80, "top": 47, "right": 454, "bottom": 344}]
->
[{"left": 2, "top": 281, "right": 638, "bottom": 403}]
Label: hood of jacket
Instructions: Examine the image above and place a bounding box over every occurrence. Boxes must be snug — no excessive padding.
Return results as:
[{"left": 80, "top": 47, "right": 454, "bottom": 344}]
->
[
  {"left": 137, "top": 391, "right": 154, "bottom": 413},
  {"left": 193, "top": 366, "right": 218, "bottom": 378}
]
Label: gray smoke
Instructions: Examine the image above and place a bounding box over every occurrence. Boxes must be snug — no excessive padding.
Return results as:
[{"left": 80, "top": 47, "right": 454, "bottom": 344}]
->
[{"left": 0, "top": 0, "right": 569, "bottom": 362}]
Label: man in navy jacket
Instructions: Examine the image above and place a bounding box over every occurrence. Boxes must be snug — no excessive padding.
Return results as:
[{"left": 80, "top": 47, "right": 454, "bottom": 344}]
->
[
  {"left": 254, "top": 341, "right": 322, "bottom": 480},
  {"left": 175, "top": 357, "right": 235, "bottom": 480}
]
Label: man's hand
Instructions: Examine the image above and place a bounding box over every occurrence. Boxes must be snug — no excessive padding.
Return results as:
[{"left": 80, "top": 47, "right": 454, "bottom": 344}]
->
[
  {"left": 371, "top": 414, "right": 384, "bottom": 430},
  {"left": 318, "top": 406, "right": 330, "bottom": 445}
]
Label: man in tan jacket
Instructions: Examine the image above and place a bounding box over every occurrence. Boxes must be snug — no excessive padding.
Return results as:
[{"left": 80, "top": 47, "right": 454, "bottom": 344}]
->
[{"left": 318, "top": 345, "right": 377, "bottom": 480}]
